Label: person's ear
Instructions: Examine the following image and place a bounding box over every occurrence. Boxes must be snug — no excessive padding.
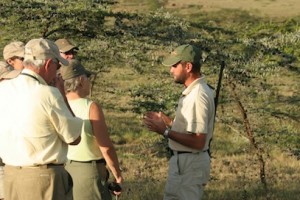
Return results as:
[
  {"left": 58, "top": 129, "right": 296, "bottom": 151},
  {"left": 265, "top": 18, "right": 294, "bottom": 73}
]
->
[
  {"left": 38, "top": 59, "right": 50, "bottom": 76},
  {"left": 6, "top": 59, "right": 13, "bottom": 66},
  {"left": 185, "top": 62, "right": 193, "bottom": 72},
  {"left": 43, "top": 59, "right": 52, "bottom": 72},
  {"left": 79, "top": 75, "right": 85, "bottom": 87}
]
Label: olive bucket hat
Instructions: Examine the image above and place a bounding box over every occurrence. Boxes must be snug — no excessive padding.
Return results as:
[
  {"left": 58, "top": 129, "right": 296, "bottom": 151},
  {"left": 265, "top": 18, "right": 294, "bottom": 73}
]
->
[{"left": 60, "top": 59, "right": 92, "bottom": 80}]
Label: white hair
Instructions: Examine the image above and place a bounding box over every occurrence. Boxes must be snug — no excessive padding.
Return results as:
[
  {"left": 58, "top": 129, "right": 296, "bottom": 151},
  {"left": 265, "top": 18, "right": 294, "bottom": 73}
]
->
[{"left": 23, "top": 58, "right": 46, "bottom": 70}]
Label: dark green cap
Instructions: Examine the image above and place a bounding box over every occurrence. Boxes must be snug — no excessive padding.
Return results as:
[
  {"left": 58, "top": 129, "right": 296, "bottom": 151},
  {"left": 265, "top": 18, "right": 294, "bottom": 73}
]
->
[
  {"left": 162, "top": 44, "right": 201, "bottom": 66},
  {"left": 60, "top": 59, "right": 92, "bottom": 80}
]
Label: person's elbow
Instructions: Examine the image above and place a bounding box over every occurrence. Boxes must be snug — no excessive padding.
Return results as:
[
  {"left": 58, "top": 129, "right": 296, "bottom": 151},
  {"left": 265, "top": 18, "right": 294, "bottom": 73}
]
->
[
  {"left": 68, "top": 136, "right": 81, "bottom": 145},
  {"left": 192, "top": 133, "right": 206, "bottom": 150},
  {"left": 194, "top": 143, "right": 205, "bottom": 151}
]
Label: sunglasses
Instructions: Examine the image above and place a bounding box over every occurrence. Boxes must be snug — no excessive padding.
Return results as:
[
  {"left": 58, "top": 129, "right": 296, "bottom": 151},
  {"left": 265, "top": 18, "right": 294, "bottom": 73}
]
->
[
  {"left": 52, "top": 59, "right": 61, "bottom": 70},
  {"left": 61, "top": 50, "right": 77, "bottom": 55},
  {"left": 11, "top": 56, "right": 24, "bottom": 61}
]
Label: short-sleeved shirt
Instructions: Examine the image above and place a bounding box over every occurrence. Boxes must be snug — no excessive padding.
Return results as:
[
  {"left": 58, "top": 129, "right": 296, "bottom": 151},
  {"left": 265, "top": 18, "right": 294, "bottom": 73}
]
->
[
  {"left": 169, "top": 77, "right": 215, "bottom": 152},
  {"left": 0, "top": 69, "right": 82, "bottom": 166}
]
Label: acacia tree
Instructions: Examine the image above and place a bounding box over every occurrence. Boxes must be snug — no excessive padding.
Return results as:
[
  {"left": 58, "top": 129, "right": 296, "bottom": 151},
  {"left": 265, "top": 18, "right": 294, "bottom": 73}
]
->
[
  {"left": 125, "top": 8, "right": 300, "bottom": 194},
  {"left": 1, "top": 0, "right": 299, "bottom": 196}
]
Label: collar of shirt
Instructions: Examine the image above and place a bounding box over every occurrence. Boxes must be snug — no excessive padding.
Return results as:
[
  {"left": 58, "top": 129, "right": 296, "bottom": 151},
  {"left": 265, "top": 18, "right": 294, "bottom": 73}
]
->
[
  {"left": 182, "top": 76, "right": 206, "bottom": 96},
  {"left": 21, "top": 68, "right": 48, "bottom": 85}
]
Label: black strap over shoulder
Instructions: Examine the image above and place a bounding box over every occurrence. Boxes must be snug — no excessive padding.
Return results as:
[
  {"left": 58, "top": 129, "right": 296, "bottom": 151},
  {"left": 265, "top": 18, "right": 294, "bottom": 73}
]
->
[{"left": 20, "top": 73, "right": 40, "bottom": 83}]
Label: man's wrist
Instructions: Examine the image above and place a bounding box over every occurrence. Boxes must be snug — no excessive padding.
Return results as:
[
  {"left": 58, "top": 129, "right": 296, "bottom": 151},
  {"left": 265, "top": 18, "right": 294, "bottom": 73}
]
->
[{"left": 163, "top": 128, "right": 170, "bottom": 138}]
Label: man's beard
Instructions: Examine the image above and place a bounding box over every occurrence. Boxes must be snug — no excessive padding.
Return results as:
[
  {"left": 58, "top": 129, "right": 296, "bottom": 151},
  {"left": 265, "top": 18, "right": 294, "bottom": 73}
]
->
[{"left": 174, "top": 75, "right": 185, "bottom": 84}]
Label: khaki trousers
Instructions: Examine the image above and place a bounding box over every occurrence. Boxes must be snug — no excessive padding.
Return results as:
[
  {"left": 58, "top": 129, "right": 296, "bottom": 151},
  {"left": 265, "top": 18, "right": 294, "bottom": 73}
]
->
[
  {"left": 65, "top": 160, "right": 111, "bottom": 200},
  {"left": 0, "top": 166, "right": 4, "bottom": 199},
  {"left": 164, "top": 152, "right": 210, "bottom": 200},
  {"left": 4, "top": 165, "right": 73, "bottom": 200}
]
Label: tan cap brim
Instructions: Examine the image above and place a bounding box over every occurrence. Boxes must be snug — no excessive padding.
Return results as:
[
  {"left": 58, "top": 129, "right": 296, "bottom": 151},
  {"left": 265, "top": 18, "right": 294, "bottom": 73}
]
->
[{"left": 0, "top": 70, "right": 21, "bottom": 79}]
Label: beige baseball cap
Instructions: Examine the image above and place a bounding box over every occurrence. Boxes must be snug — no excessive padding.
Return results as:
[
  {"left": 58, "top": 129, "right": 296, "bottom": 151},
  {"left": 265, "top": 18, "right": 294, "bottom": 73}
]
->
[
  {"left": 0, "top": 61, "right": 20, "bottom": 79},
  {"left": 24, "top": 38, "right": 69, "bottom": 66},
  {"left": 3, "top": 41, "right": 25, "bottom": 60},
  {"left": 55, "top": 38, "right": 78, "bottom": 53}
]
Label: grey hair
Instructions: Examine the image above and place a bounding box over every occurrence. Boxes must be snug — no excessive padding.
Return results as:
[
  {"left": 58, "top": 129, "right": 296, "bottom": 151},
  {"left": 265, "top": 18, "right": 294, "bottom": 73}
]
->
[
  {"left": 64, "top": 76, "right": 81, "bottom": 93},
  {"left": 23, "top": 58, "right": 46, "bottom": 69}
]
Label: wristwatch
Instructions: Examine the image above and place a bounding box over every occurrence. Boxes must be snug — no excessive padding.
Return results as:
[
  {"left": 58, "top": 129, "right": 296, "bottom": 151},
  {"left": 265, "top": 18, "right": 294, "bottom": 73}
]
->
[{"left": 163, "top": 128, "right": 170, "bottom": 138}]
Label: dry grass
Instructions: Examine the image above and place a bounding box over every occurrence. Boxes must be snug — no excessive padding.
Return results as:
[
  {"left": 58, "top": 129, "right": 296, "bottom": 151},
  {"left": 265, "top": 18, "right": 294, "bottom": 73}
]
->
[
  {"left": 92, "top": 39, "right": 300, "bottom": 200},
  {"left": 99, "top": 1, "right": 300, "bottom": 199},
  {"left": 109, "top": 126, "right": 300, "bottom": 199},
  {"left": 115, "top": 0, "right": 300, "bottom": 19},
  {"left": 95, "top": 67, "right": 300, "bottom": 199},
  {"left": 165, "top": 0, "right": 300, "bottom": 19},
  {"left": 206, "top": 146, "right": 300, "bottom": 199}
]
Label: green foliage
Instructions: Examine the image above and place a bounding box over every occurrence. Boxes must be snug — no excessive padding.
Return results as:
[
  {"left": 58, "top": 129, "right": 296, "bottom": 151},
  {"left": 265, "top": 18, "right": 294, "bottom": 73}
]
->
[
  {"left": 130, "top": 80, "right": 180, "bottom": 115},
  {"left": 1, "top": 0, "right": 300, "bottom": 198},
  {"left": 0, "top": 0, "right": 111, "bottom": 46},
  {"left": 1, "top": 0, "right": 298, "bottom": 155}
]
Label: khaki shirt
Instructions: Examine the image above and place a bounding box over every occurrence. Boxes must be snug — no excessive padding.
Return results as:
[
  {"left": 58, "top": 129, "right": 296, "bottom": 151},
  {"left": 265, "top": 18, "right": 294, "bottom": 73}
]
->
[
  {"left": 0, "top": 69, "right": 82, "bottom": 166},
  {"left": 169, "top": 77, "right": 215, "bottom": 152}
]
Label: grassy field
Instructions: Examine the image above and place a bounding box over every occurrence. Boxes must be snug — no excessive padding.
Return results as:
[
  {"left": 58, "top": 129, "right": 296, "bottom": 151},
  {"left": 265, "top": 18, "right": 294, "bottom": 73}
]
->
[
  {"left": 115, "top": 0, "right": 300, "bottom": 19},
  {"left": 98, "top": 1, "right": 300, "bottom": 199},
  {"left": 1, "top": 0, "right": 299, "bottom": 199}
]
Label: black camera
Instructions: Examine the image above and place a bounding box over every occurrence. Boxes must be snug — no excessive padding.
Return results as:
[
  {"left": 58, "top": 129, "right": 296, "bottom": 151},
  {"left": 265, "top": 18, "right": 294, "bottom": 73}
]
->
[{"left": 108, "top": 182, "right": 122, "bottom": 192}]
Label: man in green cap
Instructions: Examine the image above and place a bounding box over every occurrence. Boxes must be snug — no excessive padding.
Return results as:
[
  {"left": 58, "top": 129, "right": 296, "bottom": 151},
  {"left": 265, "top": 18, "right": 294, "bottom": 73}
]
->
[{"left": 144, "top": 44, "right": 215, "bottom": 200}]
